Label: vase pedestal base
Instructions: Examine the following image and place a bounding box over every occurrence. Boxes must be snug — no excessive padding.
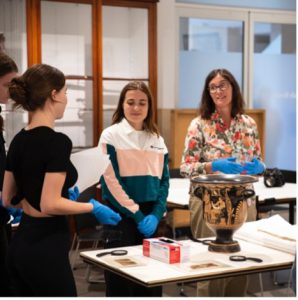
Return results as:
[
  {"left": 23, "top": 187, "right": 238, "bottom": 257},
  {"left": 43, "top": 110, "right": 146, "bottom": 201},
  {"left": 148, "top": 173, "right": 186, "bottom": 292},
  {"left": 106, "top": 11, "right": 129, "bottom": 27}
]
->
[{"left": 208, "top": 240, "right": 240, "bottom": 253}]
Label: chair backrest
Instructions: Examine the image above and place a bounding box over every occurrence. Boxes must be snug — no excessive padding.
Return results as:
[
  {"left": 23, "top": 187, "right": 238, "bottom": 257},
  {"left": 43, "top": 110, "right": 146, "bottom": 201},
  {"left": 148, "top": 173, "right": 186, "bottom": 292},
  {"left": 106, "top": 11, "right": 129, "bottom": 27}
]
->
[{"left": 169, "top": 168, "right": 183, "bottom": 179}]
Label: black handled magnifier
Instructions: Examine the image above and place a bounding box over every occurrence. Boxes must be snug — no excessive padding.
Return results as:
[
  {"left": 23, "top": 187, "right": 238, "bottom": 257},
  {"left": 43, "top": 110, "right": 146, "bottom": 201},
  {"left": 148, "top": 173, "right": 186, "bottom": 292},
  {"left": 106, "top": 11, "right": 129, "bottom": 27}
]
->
[
  {"left": 189, "top": 235, "right": 213, "bottom": 245},
  {"left": 229, "top": 255, "right": 263, "bottom": 263},
  {"left": 96, "top": 250, "right": 128, "bottom": 258}
]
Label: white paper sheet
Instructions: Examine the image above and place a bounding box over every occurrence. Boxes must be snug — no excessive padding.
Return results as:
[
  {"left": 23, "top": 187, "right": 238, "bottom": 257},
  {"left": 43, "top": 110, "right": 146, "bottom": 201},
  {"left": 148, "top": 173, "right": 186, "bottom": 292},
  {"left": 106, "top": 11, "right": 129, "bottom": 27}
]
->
[{"left": 70, "top": 147, "right": 110, "bottom": 192}]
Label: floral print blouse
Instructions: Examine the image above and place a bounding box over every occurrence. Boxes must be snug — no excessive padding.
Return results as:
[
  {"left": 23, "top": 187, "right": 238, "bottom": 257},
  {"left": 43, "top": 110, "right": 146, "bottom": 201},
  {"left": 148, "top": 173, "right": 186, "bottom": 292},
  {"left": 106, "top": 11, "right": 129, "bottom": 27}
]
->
[{"left": 180, "top": 111, "right": 263, "bottom": 178}]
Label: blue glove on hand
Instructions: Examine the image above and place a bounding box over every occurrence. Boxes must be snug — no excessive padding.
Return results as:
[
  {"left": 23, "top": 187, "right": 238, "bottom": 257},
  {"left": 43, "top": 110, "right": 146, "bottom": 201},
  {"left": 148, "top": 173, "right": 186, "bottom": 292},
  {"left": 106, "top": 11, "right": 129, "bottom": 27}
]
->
[
  {"left": 0, "top": 200, "right": 23, "bottom": 224},
  {"left": 68, "top": 186, "right": 80, "bottom": 201},
  {"left": 212, "top": 157, "right": 243, "bottom": 174},
  {"left": 7, "top": 207, "right": 23, "bottom": 224},
  {"left": 243, "top": 158, "right": 265, "bottom": 175},
  {"left": 138, "top": 214, "right": 158, "bottom": 238},
  {"left": 89, "top": 198, "right": 121, "bottom": 225}
]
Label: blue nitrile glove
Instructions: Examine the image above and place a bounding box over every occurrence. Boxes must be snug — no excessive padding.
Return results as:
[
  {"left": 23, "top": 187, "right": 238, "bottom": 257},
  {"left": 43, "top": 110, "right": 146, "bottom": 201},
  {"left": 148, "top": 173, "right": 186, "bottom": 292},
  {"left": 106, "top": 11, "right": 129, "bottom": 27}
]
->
[
  {"left": 137, "top": 214, "right": 158, "bottom": 238},
  {"left": 68, "top": 186, "right": 80, "bottom": 201},
  {"left": 7, "top": 207, "right": 23, "bottom": 224},
  {"left": 243, "top": 157, "right": 265, "bottom": 175},
  {"left": 89, "top": 198, "right": 121, "bottom": 225},
  {"left": 0, "top": 200, "right": 23, "bottom": 224},
  {"left": 212, "top": 157, "right": 244, "bottom": 174}
]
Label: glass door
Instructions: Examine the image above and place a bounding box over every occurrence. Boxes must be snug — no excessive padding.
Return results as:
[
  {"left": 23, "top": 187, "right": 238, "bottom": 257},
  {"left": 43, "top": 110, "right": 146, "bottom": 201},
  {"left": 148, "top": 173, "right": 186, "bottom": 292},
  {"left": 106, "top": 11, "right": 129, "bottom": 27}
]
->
[
  {"left": 251, "top": 16, "right": 296, "bottom": 170},
  {"left": 0, "top": 0, "right": 28, "bottom": 146},
  {"left": 41, "top": 1, "right": 94, "bottom": 148},
  {"left": 102, "top": 0, "right": 158, "bottom": 130},
  {"left": 102, "top": 5, "right": 148, "bottom": 129}
]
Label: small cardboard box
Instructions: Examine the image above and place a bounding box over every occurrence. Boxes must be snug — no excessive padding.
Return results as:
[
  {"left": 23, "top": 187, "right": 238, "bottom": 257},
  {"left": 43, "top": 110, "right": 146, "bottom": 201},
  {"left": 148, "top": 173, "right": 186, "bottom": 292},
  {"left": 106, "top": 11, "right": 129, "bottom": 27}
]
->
[{"left": 143, "top": 237, "right": 190, "bottom": 264}]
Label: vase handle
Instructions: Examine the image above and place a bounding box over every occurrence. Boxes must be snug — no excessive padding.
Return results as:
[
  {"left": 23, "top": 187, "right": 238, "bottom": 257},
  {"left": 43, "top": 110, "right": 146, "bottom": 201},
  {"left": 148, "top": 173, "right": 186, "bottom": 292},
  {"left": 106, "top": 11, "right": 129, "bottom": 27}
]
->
[
  {"left": 241, "top": 189, "right": 255, "bottom": 199},
  {"left": 194, "top": 187, "right": 203, "bottom": 199}
]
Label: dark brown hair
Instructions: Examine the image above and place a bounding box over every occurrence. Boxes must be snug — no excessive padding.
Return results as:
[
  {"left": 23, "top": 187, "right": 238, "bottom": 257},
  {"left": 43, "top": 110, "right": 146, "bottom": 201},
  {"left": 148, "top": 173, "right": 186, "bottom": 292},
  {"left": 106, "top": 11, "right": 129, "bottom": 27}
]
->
[
  {"left": 199, "top": 68, "right": 245, "bottom": 119},
  {"left": 0, "top": 52, "right": 18, "bottom": 77},
  {"left": 0, "top": 52, "right": 18, "bottom": 131},
  {"left": 9, "top": 64, "right": 65, "bottom": 112},
  {"left": 112, "top": 81, "right": 159, "bottom": 135}
]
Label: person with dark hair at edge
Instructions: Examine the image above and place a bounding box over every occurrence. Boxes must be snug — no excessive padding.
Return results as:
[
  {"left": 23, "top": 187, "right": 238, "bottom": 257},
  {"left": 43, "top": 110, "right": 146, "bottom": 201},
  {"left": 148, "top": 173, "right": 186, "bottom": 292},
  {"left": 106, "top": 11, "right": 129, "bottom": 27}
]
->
[{"left": 0, "top": 52, "right": 18, "bottom": 296}]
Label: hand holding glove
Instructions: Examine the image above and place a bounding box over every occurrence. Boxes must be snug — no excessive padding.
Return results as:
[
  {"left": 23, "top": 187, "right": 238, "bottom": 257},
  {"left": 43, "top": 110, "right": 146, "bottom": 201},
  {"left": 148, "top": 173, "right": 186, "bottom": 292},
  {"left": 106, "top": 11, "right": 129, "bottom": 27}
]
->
[
  {"left": 68, "top": 186, "right": 80, "bottom": 201},
  {"left": 89, "top": 198, "right": 121, "bottom": 225},
  {"left": 212, "top": 157, "right": 243, "bottom": 174},
  {"left": 243, "top": 157, "right": 265, "bottom": 175},
  {"left": 138, "top": 214, "right": 158, "bottom": 238}
]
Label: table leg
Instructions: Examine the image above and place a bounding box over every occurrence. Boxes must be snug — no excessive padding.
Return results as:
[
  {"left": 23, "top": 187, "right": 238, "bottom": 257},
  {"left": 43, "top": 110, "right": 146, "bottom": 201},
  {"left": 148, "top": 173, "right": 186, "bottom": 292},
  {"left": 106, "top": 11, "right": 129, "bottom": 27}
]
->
[{"left": 289, "top": 202, "right": 295, "bottom": 225}]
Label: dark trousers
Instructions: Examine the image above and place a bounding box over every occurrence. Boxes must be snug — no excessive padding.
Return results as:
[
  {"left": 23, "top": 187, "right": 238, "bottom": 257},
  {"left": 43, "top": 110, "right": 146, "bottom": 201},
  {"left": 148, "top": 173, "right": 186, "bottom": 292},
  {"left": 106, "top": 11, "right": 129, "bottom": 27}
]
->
[
  {"left": 103, "top": 203, "right": 162, "bottom": 297},
  {"left": 0, "top": 207, "right": 13, "bottom": 296},
  {"left": 7, "top": 214, "right": 77, "bottom": 296},
  {"left": 0, "top": 226, "right": 12, "bottom": 296}
]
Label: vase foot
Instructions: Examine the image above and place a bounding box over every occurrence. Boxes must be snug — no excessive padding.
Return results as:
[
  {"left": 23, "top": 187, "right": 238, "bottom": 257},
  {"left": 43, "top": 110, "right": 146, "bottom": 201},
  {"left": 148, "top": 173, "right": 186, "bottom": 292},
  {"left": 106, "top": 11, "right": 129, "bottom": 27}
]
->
[{"left": 208, "top": 240, "right": 240, "bottom": 253}]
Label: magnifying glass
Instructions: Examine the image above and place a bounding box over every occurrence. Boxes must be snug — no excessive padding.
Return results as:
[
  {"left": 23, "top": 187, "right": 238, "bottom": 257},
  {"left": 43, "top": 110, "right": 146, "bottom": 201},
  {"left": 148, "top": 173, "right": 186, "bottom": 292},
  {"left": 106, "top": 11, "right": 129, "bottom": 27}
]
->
[
  {"left": 229, "top": 255, "right": 263, "bottom": 263},
  {"left": 189, "top": 235, "right": 213, "bottom": 245},
  {"left": 96, "top": 249, "right": 128, "bottom": 258}
]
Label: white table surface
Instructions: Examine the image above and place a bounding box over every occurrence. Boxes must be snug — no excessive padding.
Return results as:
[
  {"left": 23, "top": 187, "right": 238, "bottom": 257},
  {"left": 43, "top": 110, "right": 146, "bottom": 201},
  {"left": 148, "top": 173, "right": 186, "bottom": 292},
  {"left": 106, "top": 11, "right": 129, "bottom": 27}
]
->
[
  {"left": 80, "top": 238, "right": 294, "bottom": 287},
  {"left": 167, "top": 178, "right": 297, "bottom": 207}
]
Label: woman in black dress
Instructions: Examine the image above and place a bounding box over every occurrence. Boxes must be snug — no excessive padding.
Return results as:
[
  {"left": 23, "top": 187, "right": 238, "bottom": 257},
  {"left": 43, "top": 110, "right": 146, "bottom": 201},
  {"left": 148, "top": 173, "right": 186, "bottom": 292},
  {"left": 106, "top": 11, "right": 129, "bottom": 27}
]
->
[{"left": 2, "top": 63, "right": 121, "bottom": 296}]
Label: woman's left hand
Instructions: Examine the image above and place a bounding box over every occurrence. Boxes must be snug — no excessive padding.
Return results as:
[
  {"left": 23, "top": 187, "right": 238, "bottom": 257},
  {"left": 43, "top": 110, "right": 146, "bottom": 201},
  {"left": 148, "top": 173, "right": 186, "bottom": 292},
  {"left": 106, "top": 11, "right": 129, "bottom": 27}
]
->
[
  {"left": 68, "top": 186, "right": 80, "bottom": 201},
  {"left": 138, "top": 214, "right": 158, "bottom": 237},
  {"left": 243, "top": 158, "right": 265, "bottom": 175}
]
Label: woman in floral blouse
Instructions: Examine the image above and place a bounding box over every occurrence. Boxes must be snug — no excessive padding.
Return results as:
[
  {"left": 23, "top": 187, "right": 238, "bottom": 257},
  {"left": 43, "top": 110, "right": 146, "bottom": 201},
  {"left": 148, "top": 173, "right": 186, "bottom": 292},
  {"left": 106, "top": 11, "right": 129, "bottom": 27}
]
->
[{"left": 180, "top": 68, "right": 265, "bottom": 297}]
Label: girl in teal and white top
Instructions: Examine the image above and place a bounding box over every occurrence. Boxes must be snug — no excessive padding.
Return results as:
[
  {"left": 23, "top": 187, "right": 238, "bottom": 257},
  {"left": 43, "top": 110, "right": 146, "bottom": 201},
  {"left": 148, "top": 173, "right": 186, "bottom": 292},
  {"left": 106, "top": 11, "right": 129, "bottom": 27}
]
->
[{"left": 98, "top": 81, "right": 169, "bottom": 297}]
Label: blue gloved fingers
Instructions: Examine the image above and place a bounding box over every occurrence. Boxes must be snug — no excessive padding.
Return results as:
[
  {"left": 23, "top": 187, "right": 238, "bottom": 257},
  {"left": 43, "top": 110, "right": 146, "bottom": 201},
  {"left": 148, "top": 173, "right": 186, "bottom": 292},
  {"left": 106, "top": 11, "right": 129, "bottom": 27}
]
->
[
  {"left": 98, "top": 208, "right": 121, "bottom": 225},
  {"left": 137, "top": 224, "right": 150, "bottom": 237},
  {"left": 102, "top": 212, "right": 122, "bottom": 225},
  {"left": 146, "top": 227, "right": 156, "bottom": 237},
  {"left": 137, "top": 218, "right": 151, "bottom": 237},
  {"left": 227, "top": 157, "right": 237, "bottom": 162},
  {"left": 74, "top": 186, "right": 79, "bottom": 196},
  {"left": 243, "top": 161, "right": 254, "bottom": 173},
  {"left": 138, "top": 215, "right": 158, "bottom": 237},
  {"left": 252, "top": 158, "right": 265, "bottom": 173},
  {"left": 219, "top": 162, "right": 244, "bottom": 174},
  {"left": 109, "top": 212, "right": 122, "bottom": 224},
  {"left": 230, "top": 163, "right": 244, "bottom": 174},
  {"left": 68, "top": 186, "right": 80, "bottom": 201},
  {"left": 12, "top": 214, "right": 22, "bottom": 224},
  {"left": 212, "top": 157, "right": 243, "bottom": 174},
  {"left": 137, "top": 218, "right": 149, "bottom": 235},
  {"left": 68, "top": 189, "right": 74, "bottom": 200},
  {"left": 89, "top": 198, "right": 121, "bottom": 225},
  {"left": 243, "top": 158, "right": 265, "bottom": 175}
]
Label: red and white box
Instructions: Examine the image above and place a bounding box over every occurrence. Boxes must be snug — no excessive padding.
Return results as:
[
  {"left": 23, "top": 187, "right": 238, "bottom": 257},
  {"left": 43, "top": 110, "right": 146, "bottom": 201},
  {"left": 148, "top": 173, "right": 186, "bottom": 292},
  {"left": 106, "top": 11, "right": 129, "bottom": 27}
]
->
[{"left": 143, "top": 237, "right": 190, "bottom": 264}]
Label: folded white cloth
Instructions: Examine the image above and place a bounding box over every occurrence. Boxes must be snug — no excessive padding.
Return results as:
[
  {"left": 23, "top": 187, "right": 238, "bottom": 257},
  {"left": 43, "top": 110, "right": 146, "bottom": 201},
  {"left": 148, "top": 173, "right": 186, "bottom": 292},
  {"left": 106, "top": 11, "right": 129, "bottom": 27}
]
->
[{"left": 234, "top": 214, "right": 296, "bottom": 255}]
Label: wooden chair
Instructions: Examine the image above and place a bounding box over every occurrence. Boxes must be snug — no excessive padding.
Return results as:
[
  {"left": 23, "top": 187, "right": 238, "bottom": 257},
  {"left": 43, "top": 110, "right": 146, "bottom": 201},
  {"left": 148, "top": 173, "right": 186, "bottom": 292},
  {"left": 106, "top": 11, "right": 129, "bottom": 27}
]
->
[
  {"left": 166, "top": 208, "right": 190, "bottom": 239},
  {"left": 69, "top": 184, "right": 105, "bottom": 283}
]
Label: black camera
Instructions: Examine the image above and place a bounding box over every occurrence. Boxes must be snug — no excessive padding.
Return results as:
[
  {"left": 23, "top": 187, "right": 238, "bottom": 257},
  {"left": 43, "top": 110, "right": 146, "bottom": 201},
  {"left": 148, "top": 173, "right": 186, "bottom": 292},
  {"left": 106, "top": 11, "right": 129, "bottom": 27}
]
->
[{"left": 263, "top": 168, "right": 285, "bottom": 188}]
